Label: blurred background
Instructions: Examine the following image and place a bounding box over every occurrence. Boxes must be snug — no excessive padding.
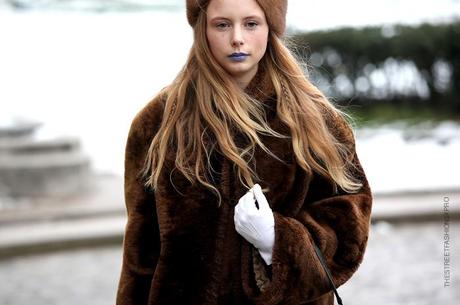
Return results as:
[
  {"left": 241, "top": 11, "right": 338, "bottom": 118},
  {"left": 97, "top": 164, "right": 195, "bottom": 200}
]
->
[{"left": 0, "top": 0, "right": 459, "bottom": 304}]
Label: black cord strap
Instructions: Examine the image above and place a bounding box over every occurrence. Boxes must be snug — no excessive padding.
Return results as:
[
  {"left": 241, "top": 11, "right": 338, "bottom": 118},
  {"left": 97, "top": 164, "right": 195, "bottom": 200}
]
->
[{"left": 312, "top": 243, "right": 344, "bottom": 305}]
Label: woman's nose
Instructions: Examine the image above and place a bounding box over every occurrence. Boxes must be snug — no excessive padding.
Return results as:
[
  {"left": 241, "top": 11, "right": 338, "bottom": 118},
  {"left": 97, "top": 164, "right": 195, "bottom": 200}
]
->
[
  {"left": 231, "top": 28, "right": 244, "bottom": 47},
  {"left": 232, "top": 39, "right": 243, "bottom": 47}
]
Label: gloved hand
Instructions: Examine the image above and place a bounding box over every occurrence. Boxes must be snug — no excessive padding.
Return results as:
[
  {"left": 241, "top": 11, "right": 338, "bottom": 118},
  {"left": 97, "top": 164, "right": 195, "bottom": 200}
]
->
[{"left": 234, "top": 183, "right": 275, "bottom": 265}]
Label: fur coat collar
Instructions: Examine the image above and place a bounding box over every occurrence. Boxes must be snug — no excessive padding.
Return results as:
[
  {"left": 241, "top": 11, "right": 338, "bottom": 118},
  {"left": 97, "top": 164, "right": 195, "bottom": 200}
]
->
[{"left": 116, "top": 67, "right": 373, "bottom": 305}]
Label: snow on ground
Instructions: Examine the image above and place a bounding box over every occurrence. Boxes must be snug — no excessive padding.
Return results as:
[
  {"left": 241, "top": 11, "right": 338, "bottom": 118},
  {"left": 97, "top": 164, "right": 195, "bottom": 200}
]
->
[{"left": 356, "top": 121, "right": 460, "bottom": 194}]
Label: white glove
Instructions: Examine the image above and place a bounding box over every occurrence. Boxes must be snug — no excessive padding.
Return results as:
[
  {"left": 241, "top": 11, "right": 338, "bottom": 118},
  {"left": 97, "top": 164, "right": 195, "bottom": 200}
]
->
[{"left": 234, "top": 183, "right": 275, "bottom": 265}]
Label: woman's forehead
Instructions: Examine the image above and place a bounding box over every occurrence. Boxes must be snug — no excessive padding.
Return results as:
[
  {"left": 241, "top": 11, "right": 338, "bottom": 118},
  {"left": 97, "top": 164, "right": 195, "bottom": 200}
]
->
[{"left": 206, "top": 0, "right": 266, "bottom": 19}]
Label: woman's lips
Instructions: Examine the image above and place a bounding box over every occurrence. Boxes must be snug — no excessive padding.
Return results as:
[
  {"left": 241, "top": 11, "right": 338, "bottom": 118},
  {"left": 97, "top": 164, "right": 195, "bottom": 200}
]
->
[{"left": 228, "top": 52, "right": 249, "bottom": 62}]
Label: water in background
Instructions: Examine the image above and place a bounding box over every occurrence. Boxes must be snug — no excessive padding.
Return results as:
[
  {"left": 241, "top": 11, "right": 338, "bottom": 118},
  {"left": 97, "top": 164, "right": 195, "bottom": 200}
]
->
[{"left": 1, "top": 0, "right": 460, "bottom": 193}]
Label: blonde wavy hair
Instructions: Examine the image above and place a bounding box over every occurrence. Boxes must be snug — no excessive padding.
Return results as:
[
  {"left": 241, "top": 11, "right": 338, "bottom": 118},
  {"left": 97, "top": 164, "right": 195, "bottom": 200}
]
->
[{"left": 141, "top": 10, "right": 362, "bottom": 207}]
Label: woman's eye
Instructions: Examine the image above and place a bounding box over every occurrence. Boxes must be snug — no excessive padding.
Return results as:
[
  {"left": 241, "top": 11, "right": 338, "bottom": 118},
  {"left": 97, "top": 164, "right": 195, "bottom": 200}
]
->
[
  {"left": 246, "top": 21, "right": 258, "bottom": 29},
  {"left": 216, "top": 23, "right": 229, "bottom": 29}
]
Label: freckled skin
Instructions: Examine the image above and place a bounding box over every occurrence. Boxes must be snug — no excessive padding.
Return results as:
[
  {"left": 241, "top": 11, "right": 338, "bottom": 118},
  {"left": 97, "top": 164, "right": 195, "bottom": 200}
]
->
[{"left": 206, "top": 0, "right": 269, "bottom": 88}]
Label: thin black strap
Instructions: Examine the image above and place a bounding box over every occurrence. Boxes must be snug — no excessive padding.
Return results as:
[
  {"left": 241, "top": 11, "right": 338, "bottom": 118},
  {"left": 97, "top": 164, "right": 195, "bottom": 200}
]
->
[{"left": 313, "top": 243, "right": 344, "bottom": 305}]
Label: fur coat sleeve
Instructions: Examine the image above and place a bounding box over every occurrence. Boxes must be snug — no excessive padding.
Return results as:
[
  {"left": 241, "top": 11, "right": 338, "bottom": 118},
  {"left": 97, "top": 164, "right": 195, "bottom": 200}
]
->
[
  {"left": 243, "top": 111, "right": 373, "bottom": 305},
  {"left": 116, "top": 96, "right": 165, "bottom": 305}
]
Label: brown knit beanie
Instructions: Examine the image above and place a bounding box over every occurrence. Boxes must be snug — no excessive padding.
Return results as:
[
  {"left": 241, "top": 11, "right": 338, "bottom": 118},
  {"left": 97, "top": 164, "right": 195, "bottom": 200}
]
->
[{"left": 186, "top": 0, "right": 288, "bottom": 36}]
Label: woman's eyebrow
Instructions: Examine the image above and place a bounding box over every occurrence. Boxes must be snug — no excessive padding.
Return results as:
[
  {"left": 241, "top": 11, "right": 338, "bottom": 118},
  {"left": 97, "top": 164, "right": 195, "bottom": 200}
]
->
[
  {"left": 209, "top": 15, "right": 263, "bottom": 22},
  {"left": 244, "top": 15, "right": 263, "bottom": 20},
  {"left": 209, "top": 16, "right": 229, "bottom": 22}
]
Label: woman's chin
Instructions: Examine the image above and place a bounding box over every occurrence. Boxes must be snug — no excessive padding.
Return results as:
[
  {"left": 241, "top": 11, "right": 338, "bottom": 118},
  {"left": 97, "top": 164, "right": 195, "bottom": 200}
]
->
[{"left": 225, "top": 65, "right": 258, "bottom": 81}]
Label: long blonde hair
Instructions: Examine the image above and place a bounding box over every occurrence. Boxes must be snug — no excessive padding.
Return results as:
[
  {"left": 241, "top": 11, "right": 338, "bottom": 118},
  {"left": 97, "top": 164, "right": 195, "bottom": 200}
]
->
[{"left": 141, "top": 10, "right": 362, "bottom": 207}]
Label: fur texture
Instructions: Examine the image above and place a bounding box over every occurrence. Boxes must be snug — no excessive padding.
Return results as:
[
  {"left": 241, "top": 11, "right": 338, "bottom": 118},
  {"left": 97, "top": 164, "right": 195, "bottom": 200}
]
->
[
  {"left": 186, "top": 0, "right": 288, "bottom": 36},
  {"left": 116, "top": 68, "right": 373, "bottom": 305}
]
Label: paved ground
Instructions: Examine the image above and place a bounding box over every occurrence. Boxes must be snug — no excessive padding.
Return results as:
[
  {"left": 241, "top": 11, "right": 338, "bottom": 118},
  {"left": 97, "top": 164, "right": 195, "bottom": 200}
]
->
[
  {"left": 0, "top": 220, "right": 457, "bottom": 305},
  {"left": 339, "top": 220, "right": 459, "bottom": 305}
]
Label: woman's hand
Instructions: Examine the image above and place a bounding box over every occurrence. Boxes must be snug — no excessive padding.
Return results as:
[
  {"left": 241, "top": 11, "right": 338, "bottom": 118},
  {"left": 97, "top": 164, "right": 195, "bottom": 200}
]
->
[{"left": 234, "top": 184, "right": 275, "bottom": 265}]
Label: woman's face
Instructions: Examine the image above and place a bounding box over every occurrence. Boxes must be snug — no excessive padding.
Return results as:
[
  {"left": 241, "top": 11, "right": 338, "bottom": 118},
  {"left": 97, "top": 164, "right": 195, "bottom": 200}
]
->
[{"left": 206, "top": 0, "right": 269, "bottom": 87}]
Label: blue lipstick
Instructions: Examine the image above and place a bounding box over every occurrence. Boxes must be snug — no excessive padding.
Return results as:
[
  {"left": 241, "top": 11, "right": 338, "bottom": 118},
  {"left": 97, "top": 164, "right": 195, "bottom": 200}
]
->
[{"left": 228, "top": 52, "right": 249, "bottom": 62}]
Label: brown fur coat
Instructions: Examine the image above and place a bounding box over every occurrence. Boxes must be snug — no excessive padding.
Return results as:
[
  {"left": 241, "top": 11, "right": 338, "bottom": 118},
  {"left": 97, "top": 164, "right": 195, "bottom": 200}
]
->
[{"left": 116, "top": 69, "right": 373, "bottom": 305}]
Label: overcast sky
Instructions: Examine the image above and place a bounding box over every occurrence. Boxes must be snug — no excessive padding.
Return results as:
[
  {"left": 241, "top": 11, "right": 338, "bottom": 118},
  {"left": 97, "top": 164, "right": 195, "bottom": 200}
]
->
[{"left": 287, "top": 0, "right": 460, "bottom": 31}]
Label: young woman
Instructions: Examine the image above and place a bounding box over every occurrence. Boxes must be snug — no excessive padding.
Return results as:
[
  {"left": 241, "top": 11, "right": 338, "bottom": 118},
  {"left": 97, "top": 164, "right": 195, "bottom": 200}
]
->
[{"left": 116, "top": 0, "right": 373, "bottom": 305}]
